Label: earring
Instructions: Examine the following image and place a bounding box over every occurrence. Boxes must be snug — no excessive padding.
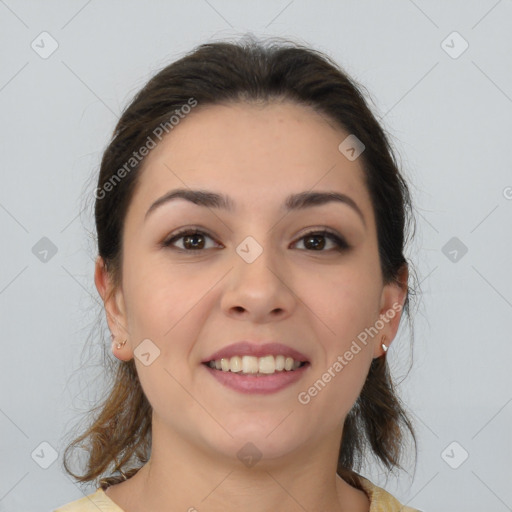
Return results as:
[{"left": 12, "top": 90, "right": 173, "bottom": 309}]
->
[
  {"left": 381, "top": 336, "right": 388, "bottom": 353},
  {"left": 111, "top": 334, "right": 127, "bottom": 349},
  {"left": 116, "top": 339, "right": 127, "bottom": 349}
]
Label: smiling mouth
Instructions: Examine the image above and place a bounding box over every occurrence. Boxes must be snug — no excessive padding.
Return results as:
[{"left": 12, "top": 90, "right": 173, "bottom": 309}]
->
[{"left": 204, "top": 354, "right": 308, "bottom": 375}]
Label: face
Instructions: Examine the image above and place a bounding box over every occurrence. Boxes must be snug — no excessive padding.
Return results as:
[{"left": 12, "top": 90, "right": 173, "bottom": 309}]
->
[{"left": 96, "top": 101, "right": 407, "bottom": 467}]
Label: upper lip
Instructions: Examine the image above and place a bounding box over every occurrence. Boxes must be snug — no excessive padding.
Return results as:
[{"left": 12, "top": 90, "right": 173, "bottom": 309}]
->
[{"left": 202, "top": 341, "right": 309, "bottom": 363}]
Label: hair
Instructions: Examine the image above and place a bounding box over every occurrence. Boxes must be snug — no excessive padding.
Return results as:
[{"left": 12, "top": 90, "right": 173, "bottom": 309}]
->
[{"left": 63, "top": 34, "right": 418, "bottom": 493}]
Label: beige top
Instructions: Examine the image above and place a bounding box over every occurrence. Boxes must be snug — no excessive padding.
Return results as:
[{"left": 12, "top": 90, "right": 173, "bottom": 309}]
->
[{"left": 54, "top": 475, "right": 421, "bottom": 511}]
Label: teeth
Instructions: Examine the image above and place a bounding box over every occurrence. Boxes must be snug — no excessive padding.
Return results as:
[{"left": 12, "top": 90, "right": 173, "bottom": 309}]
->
[
  {"left": 230, "top": 356, "right": 242, "bottom": 372},
  {"left": 258, "top": 355, "right": 275, "bottom": 374},
  {"left": 242, "top": 355, "right": 259, "bottom": 374},
  {"left": 208, "top": 354, "right": 304, "bottom": 374}
]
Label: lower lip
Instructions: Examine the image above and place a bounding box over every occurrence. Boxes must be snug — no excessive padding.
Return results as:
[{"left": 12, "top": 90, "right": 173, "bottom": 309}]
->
[{"left": 203, "top": 363, "right": 309, "bottom": 394}]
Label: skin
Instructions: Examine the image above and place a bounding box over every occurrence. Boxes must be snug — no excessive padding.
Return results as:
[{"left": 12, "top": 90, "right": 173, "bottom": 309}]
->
[{"left": 95, "top": 101, "right": 408, "bottom": 512}]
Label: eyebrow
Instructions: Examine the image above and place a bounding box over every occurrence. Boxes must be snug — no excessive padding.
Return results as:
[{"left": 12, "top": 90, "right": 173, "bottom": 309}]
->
[{"left": 144, "top": 188, "right": 366, "bottom": 226}]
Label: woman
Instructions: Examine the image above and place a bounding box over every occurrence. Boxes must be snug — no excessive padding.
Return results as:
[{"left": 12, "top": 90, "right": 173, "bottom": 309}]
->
[{"left": 55, "top": 36, "right": 421, "bottom": 512}]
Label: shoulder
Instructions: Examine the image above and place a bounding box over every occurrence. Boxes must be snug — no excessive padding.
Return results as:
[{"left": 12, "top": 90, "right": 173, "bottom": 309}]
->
[
  {"left": 357, "top": 474, "right": 422, "bottom": 512},
  {"left": 54, "top": 488, "right": 124, "bottom": 512}
]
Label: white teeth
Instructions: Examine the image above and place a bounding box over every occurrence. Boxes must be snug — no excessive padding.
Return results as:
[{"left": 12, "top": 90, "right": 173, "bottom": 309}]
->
[
  {"left": 258, "top": 355, "right": 275, "bottom": 374},
  {"left": 207, "top": 354, "right": 304, "bottom": 374},
  {"left": 230, "top": 356, "right": 242, "bottom": 372},
  {"left": 242, "top": 355, "right": 259, "bottom": 374}
]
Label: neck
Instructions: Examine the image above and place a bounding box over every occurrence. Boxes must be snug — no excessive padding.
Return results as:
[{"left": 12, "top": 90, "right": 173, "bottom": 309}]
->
[{"left": 108, "top": 416, "right": 369, "bottom": 512}]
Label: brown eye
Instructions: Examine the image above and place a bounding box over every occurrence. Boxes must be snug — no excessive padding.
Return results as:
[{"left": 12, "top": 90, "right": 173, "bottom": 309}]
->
[
  {"left": 163, "top": 229, "right": 219, "bottom": 251},
  {"left": 294, "top": 230, "right": 350, "bottom": 252}
]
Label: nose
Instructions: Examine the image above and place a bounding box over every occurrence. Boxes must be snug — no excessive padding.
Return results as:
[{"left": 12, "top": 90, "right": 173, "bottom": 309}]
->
[{"left": 220, "top": 241, "right": 297, "bottom": 324}]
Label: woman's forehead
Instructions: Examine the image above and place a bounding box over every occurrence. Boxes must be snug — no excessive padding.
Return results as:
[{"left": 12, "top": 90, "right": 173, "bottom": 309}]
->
[{"left": 132, "top": 101, "right": 372, "bottom": 216}]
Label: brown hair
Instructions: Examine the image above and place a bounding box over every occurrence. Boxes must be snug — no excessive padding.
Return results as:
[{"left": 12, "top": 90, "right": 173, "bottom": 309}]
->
[{"left": 63, "top": 34, "right": 418, "bottom": 492}]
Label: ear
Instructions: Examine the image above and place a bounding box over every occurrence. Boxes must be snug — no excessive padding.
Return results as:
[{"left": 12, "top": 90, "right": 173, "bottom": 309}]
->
[
  {"left": 94, "top": 256, "right": 132, "bottom": 361},
  {"left": 372, "top": 263, "right": 409, "bottom": 358}
]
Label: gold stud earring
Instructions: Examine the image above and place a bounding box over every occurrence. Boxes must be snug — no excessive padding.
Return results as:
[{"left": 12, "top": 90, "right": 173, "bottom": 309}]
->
[{"left": 116, "top": 339, "right": 127, "bottom": 349}]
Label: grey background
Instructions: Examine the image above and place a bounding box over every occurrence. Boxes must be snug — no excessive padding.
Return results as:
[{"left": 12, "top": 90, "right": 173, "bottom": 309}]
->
[{"left": 1, "top": 1, "right": 511, "bottom": 511}]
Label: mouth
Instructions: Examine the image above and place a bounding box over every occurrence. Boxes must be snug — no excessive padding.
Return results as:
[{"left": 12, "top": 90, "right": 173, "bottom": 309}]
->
[
  {"left": 201, "top": 341, "right": 310, "bottom": 394},
  {"left": 203, "top": 354, "right": 309, "bottom": 376}
]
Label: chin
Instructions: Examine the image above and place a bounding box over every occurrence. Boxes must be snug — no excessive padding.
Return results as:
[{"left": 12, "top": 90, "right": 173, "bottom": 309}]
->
[{"left": 203, "top": 417, "right": 311, "bottom": 465}]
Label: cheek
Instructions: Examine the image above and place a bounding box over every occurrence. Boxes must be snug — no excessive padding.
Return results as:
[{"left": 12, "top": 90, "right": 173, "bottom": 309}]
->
[
  {"left": 305, "top": 265, "right": 380, "bottom": 414},
  {"left": 122, "top": 255, "right": 222, "bottom": 347},
  {"left": 121, "top": 254, "right": 184, "bottom": 338},
  {"left": 302, "top": 265, "right": 381, "bottom": 339}
]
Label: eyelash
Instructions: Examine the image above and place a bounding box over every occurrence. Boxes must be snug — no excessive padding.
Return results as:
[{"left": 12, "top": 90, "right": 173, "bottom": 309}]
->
[{"left": 161, "top": 227, "right": 350, "bottom": 253}]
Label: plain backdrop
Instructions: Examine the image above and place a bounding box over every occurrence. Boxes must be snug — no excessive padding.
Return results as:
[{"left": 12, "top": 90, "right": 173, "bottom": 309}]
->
[{"left": 1, "top": 1, "right": 511, "bottom": 511}]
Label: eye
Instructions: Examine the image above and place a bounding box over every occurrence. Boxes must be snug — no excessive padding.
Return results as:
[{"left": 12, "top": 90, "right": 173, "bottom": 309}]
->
[
  {"left": 162, "top": 228, "right": 350, "bottom": 253},
  {"left": 292, "top": 230, "right": 350, "bottom": 252},
  {"left": 162, "top": 229, "right": 221, "bottom": 251}
]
